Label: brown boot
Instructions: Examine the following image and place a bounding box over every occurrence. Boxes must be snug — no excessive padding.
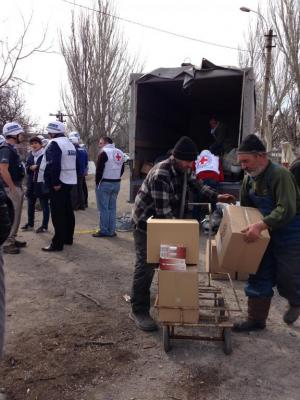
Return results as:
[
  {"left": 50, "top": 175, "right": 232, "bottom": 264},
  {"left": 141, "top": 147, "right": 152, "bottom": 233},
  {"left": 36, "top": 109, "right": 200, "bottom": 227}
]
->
[{"left": 233, "top": 297, "right": 271, "bottom": 332}]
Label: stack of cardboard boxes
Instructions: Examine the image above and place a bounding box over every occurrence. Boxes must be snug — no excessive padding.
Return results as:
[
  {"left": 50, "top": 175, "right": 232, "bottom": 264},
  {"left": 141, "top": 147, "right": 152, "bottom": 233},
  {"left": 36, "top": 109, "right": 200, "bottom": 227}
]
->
[
  {"left": 147, "top": 218, "right": 200, "bottom": 324},
  {"left": 147, "top": 206, "right": 270, "bottom": 324}
]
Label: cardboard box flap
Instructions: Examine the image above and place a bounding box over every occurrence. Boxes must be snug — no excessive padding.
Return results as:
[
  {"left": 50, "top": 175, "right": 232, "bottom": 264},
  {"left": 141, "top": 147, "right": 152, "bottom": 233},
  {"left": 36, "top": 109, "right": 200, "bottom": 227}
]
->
[
  {"left": 226, "top": 206, "right": 270, "bottom": 239},
  {"left": 216, "top": 205, "right": 270, "bottom": 274}
]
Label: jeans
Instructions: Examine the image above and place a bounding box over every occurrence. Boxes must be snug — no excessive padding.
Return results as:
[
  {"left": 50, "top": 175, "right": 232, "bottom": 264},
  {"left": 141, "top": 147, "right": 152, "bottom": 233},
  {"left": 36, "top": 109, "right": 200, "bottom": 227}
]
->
[
  {"left": 27, "top": 195, "right": 50, "bottom": 229},
  {"left": 50, "top": 185, "right": 75, "bottom": 250},
  {"left": 96, "top": 181, "right": 120, "bottom": 236},
  {"left": 0, "top": 247, "right": 4, "bottom": 358},
  {"left": 131, "top": 229, "right": 156, "bottom": 314}
]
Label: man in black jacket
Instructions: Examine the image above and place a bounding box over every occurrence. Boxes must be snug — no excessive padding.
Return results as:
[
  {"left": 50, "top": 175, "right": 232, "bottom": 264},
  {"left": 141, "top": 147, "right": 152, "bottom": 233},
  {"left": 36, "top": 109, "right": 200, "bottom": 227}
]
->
[
  {"left": 0, "top": 122, "right": 26, "bottom": 254},
  {"left": 40, "top": 121, "right": 77, "bottom": 252}
]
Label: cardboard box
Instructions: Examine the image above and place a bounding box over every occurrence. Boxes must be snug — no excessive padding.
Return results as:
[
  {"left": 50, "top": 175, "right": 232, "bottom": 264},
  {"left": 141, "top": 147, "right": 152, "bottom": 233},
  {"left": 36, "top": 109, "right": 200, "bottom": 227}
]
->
[
  {"left": 157, "top": 266, "right": 199, "bottom": 323},
  {"left": 205, "top": 240, "right": 235, "bottom": 280},
  {"left": 147, "top": 219, "right": 199, "bottom": 264},
  {"left": 215, "top": 205, "right": 270, "bottom": 274}
]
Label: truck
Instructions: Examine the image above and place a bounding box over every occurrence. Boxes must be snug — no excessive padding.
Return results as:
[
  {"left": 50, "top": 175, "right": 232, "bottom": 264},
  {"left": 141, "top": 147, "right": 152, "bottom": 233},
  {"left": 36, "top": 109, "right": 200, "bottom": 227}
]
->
[{"left": 128, "top": 59, "right": 256, "bottom": 202}]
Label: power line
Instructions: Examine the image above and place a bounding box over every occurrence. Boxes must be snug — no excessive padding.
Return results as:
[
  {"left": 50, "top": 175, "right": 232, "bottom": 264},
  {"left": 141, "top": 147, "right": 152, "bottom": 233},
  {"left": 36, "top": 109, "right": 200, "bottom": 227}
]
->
[{"left": 61, "top": 0, "right": 252, "bottom": 53}]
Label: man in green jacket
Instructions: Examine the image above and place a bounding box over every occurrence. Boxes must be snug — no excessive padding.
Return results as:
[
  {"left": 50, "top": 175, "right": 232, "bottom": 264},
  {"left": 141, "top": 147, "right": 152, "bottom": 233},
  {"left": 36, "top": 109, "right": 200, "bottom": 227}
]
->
[{"left": 234, "top": 134, "right": 300, "bottom": 332}]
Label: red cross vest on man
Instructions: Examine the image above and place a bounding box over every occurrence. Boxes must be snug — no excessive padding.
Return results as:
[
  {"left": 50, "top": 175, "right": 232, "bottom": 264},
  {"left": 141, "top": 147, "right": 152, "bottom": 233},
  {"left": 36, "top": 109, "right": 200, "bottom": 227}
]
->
[
  {"left": 195, "top": 149, "right": 224, "bottom": 182},
  {"left": 102, "top": 144, "right": 125, "bottom": 180}
]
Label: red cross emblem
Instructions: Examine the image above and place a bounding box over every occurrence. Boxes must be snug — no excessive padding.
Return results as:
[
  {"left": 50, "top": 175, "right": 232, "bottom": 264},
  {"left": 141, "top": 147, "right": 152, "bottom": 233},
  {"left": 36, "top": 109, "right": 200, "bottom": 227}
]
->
[
  {"left": 115, "top": 152, "right": 122, "bottom": 161},
  {"left": 199, "top": 156, "right": 208, "bottom": 165}
]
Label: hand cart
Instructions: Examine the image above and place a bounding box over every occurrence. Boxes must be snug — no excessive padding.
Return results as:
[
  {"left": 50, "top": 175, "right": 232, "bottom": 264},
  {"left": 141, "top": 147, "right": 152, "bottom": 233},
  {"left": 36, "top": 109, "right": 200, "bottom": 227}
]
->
[{"left": 155, "top": 200, "right": 241, "bottom": 355}]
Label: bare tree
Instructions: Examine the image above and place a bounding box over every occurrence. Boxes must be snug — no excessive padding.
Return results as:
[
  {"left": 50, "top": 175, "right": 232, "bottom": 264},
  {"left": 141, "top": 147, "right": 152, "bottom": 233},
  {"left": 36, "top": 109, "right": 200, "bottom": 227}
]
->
[
  {"left": 60, "top": 0, "right": 140, "bottom": 159},
  {"left": 239, "top": 0, "right": 300, "bottom": 148},
  {"left": 0, "top": 13, "right": 49, "bottom": 89},
  {"left": 0, "top": 84, "right": 30, "bottom": 131}
]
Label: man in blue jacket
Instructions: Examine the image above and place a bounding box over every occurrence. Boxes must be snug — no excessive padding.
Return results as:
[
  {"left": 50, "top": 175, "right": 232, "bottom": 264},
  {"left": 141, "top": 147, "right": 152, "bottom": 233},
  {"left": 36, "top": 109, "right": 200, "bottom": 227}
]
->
[{"left": 69, "top": 134, "right": 88, "bottom": 210}]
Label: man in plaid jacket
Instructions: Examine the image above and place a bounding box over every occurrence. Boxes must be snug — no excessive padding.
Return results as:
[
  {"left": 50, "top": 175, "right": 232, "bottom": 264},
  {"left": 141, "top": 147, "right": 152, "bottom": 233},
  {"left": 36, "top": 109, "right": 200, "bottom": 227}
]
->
[{"left": 130, "top": 136, "right": 235, "bottom": 331}]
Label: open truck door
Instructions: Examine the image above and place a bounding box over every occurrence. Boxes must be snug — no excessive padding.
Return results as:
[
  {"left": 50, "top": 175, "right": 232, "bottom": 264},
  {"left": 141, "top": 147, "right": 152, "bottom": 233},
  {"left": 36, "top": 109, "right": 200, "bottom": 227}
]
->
[{"left": 128, "top": 60, "right": 256, "bottom": 202}]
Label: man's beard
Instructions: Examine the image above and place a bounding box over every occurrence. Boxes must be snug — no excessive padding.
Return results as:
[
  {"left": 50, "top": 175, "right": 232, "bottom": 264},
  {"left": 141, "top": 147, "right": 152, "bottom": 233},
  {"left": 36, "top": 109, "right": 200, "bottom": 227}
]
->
[{"left": 247, "top": 166, "right": 265, "bottom": 177}]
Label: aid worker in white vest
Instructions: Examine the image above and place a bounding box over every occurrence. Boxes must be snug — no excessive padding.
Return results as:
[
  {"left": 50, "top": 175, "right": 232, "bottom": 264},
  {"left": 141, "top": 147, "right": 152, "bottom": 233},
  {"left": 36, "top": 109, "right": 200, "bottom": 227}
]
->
[
  {"left": 41, "top": 121, "right": 77, "bottom": 252},
  {"left": 195, "top": 149, "right": 224, "bottom": 190},
  {"left": 93, "top": 136, "right": 125, "bottom": 237}
]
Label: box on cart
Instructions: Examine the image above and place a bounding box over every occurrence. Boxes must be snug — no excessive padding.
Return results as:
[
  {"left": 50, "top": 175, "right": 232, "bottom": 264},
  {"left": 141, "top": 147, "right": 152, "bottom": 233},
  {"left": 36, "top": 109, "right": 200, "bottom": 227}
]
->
[
  {"left": 147, "top": 218, "right": 199, "bottom": 264},
  {"left": 215, "top": 205, "right": 270, "bottom": 274},
  {"left": 157, "top": 266, "right": 199, "bottom": 323},
  {"left": 205, "top": 240, "right": 248, "bottom": 281}
]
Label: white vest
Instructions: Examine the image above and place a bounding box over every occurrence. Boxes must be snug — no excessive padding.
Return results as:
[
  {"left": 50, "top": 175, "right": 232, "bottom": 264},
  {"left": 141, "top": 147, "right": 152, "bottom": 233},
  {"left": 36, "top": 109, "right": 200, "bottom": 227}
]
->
[
  {"left": 38, "top": 137, "right": 77, "bottom": 184},
  {"left": 102, "top": 144, "right": 124, "bottom": 180},
  {"left": 37, "top": 140, "right": 52, "bottom": 183},
  {"left": 53, "top": 137, "right": 77, "bottom": 184},
  {"left": 195, "top": 150, "right": 220, "bottom": 175}
]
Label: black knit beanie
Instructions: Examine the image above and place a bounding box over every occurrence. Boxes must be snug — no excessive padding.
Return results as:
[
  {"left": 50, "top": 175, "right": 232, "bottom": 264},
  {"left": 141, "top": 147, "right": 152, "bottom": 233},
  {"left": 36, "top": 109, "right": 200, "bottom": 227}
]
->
[
  {"left": 173, "top": 136, "right": 198, "bottom": 161},
  {"left": 238, "top": 134, "right": 266, "bottom": 153}
]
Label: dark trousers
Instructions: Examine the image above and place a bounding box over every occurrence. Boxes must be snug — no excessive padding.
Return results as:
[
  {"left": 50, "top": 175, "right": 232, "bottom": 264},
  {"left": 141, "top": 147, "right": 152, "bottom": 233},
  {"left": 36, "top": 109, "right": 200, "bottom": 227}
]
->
[
  {"left": 71, "top": 176, "right": 85, "bottom": 210},
  {"left": 27, "top": 195, "right": 50, "bottom": 229},
  {"left": 245, "top": 239, "right": 300, "bottom": 306},
  {"left": 49, "top": 185, "right": 75, "bottom": 250},
  {"left": 82, "top": 176, "right": 88, "bottom": 207},
  {"left": 131, "top": 229, "right": 156, "bottom": 314}
]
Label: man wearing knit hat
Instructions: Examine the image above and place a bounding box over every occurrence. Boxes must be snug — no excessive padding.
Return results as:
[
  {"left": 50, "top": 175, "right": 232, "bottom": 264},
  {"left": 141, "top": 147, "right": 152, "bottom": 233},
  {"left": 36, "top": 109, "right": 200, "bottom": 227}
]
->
[
  {"left": 234, "top": 134, "right": 300, "bottom": 332},
  {"left": 130, "top": 136, "right": 235, "bottom": 331}
]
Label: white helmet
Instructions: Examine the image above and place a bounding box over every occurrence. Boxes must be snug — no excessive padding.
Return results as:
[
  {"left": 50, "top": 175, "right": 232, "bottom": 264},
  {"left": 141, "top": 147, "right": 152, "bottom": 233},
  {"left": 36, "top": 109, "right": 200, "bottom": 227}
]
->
[
  {"left": 69, "top": 131, "right": 80, "bottom": 140},
  {"left": 3, "top": 122, "right": 24, "bottom": 137},
  {"left": 69, "top": 136, "right": 79, "bottom": 145},
  {"left": 46, "top": 121, "right": 65, "bottom": 134},
  {"left": 0, "top": 135, "right": 5, "bottom": 145}
]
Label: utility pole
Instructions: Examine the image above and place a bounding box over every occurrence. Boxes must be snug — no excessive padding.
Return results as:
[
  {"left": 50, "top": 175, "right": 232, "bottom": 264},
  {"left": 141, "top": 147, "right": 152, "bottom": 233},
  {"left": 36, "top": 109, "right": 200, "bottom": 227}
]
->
[
  {"left": 49, "top": 110, "right": 72, "bottom": 123},
  {"left": 260, "top": 29, "right": 276, "bottom": 142}
]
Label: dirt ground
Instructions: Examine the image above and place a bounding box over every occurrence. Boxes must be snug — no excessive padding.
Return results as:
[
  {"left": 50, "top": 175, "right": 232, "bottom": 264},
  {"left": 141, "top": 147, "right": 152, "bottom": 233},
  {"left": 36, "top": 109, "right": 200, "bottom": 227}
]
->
[{"left": 0, "top": 167, "right": 299, "bottom": 400}]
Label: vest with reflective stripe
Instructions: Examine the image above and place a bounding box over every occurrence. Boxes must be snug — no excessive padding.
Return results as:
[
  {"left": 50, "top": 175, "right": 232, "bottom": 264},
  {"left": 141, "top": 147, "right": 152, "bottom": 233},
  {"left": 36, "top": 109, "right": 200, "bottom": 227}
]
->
[
  {"left": 102, "top": 144, "right": 124, "bottom": 180},
  {"left": 52, "top": 137, "right": 77, "bottom": 184},
  {"left": 195, "top": 150, "right": 220, "bottom": 175}
]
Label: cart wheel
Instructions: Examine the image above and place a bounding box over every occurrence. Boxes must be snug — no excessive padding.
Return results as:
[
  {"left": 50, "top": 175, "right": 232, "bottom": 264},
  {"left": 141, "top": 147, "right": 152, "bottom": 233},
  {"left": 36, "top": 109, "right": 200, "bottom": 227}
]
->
[
  {"left": 218, "top": 298, "right": 225, "bottom": 317},
  {"left": 163, "top": 326, "right": 171, "bottom": 353},
  {"left": 223, "top": 328, "right": 232, "bottom": 355}
]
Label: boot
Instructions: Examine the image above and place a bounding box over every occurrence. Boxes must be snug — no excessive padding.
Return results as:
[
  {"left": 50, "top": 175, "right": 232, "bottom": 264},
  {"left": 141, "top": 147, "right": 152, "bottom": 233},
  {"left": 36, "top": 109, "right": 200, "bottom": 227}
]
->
[
  {"left": 283, "top": 305, "right": 300, "bottom": 325},
  {"left": 3, "top": 244, "right": 20, "bottom": 255},
  {"left": 233, "top": 297, "right": 271, "bottom": 332},
  {"left": 129, "top": 311, "right": 158, "bottom": 332}
]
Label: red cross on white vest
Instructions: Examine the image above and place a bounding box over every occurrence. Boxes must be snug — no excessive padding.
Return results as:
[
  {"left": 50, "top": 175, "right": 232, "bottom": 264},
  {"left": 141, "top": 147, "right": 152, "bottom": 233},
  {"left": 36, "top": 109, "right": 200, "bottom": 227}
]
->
[
  {"left": 115, "top": 152, "right": 122, "bottom": 161},
  {"left": 199, "top": 156, "right": 208, "bottom": 165}
]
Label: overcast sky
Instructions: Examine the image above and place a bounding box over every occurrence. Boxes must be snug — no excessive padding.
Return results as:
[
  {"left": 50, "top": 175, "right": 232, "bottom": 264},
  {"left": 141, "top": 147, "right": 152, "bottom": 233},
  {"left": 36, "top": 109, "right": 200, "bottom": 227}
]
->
[{"left": 2, "top": 0, "right": 266, "bottom": 129}]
